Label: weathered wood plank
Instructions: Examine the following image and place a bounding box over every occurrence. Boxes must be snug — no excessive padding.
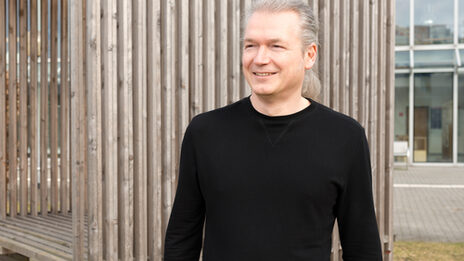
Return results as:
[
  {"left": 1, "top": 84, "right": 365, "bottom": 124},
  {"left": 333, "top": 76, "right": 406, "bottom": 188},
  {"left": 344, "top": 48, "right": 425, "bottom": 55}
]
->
[
  {"left": 329, "top": 0, "right": 339, "bottom": 110},
  {"left": 376, "top": 0, "right": 387, "bottom": 253},
  {"left": 162, "top": 0, "right": 175, "bottom": 230},
  {"left": 116, "top": 0, "right": 133, "bottom": 259},
  {"left": 228, "top": 0, "right": 241, "bottom": 104},
  {"left": 349, "top": 0, "right": 359, "bottom": 120},
  {"left": 133, "top": 0, "right": 148, "bottom": 259},
  {"left": 0, "top": 0, "right": 7, "bottom": 220},
  {"left": 60, "top": 0, "right": 69, "bottom": 215},
  {"left": 189, "top": 0, "right": 203, "bottom": 116},
  {"left": 204, "top": 0, "right": 215, "bottom": 111},
  {"left": 8, "top": 0, "right": 18, "bottom": 218},
  {"left": 217, "top": 0, "right": 227, "bottom": 107},
  {"left": 29, "top": 0, "right": 39, "bottom": 217},
  {"left": 101, "top": 0, "right": 119, "bottom": 259},
  {"left": 86, "top": 0, "right": 103, "bottom": 259},
  {"left": 318, "top": 0, "right": 330, "bottom": 105},
  {"left": 147, "top": 0, "right": 163, "bottom": 259},
  {"left": 384, "top": 0, "right": 395, "bottom": 260},
  {"left": 50, "top": 0, "right": 59, "bottom": 215},
  {"left": 70, "top": 0, "right": 86, "bottom": 258},
  {"left": 18, "top": 0, "right": 28, "bottom": 217},
  {"left": 40, "top": 0, "right": 49, "bottom": 217}
]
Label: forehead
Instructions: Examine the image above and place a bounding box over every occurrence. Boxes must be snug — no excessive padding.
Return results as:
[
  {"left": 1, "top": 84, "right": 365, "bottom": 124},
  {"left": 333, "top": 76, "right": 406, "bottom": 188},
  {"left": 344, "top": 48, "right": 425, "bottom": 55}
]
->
[{"left": 244, "top": 10, "right": 301, "bottom": 41}]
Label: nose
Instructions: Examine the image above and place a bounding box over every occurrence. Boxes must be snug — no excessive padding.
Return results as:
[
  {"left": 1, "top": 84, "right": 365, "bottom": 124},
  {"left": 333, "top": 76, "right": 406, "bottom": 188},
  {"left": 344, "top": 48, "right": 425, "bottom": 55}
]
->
[{"left": 253, "top": 46, "right": 270, "bottom": 65}]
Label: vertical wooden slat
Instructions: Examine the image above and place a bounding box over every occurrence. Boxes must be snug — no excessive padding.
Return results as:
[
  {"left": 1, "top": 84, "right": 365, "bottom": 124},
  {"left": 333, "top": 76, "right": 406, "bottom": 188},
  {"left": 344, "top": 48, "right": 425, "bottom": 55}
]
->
[
  {"left": 18, "top": 0, "right": 28, "bottom": 217},
  {"left": 349, "top": 0, "right": 359, "bottom": 120},
  {"left": 29, "top": 0, "right": 39, "bottom": 217},
  {"left": 240, "top": 0, "right": 252, "bottom": 98},
  {"left": 60, "top": 0, "right": 69, "bottom": 215},
  {"left": 147, "top": 0, "right": 163, "bottom": 258},
  {"left": 384, "top": 0, "right": 396, "bottom": 259},
  {"left": 329, "top": 0, "right": 339, "bottom": 110},
  {"left": 228, "top": 0, "right": 240, "bottom": 103},
  {"left": 339, "top": 0, "right": 350, "bottom": 114},
  {"left": 190, "top": 0, "right": 203, "bottom": 117},
  {"left": 50, "top": 0, "right": 59, "bottom": 214},
  {"left": 70, "top": 0, "right": 85, "bottom": 258},
  {"left": 0, "top": 0, "right": 6, "bottom": 220},
  {"left": 357, "top": 0, "right": 369, "bottom": 128},
  {"left": 133, "top": 0, "right": 147, "bottom": 258},
  {"left": 102, "top": 0, "right": 119, "bottom": 259},
  {"left": 8, "top": 0, "right": 18, "bottom": 218},
  {"left": 204, "top": 0, "right": 215, "bottom": 110},
  {"left": 318, "top": 0, "right": 330, "bottom": 105},
  {"left": 162, "top": 0, "right": 175, "bottom": 226},
  {"left": 368, "top": 0, "right": 378, "bottom": 209},
  {"left": 376, "top": 0, "right": 387, "bottom": 253},
  {"left": 117, "top": 0, "right": 133, "bottom": 259},
  {"left": 86, "top": 0, "right": 103, "bottom": 259},
  {"left": 217, "top": 0, "right": 227, "bottom": 107},
  {"left": 40, "top": 0, "right": 49, "bottom": 216}
]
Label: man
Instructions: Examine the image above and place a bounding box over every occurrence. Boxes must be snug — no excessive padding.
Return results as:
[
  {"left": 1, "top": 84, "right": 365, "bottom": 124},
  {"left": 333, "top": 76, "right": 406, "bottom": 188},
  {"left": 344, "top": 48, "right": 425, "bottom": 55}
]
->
[{"left": 164, "top": 0, "right": 382, "bottom": 260}]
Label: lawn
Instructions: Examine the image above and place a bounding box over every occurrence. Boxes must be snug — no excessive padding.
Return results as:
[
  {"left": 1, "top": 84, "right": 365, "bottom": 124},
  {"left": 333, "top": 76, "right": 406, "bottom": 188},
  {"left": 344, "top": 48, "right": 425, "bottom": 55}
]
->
[{"left": 394, "top": 241, "right": 464, "bottom": 261}]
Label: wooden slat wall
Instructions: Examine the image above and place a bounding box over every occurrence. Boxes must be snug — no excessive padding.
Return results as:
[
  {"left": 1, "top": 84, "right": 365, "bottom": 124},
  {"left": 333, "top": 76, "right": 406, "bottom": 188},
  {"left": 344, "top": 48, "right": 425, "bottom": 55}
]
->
[
  {"left": 0, "top": 0, "right": 72, "bottom": 219},
  {"left": 0, "top": 0, "right": 6, "bottom": 220},
  {"left": 0, "top": 1, "right": 394, "bottom": 260}
]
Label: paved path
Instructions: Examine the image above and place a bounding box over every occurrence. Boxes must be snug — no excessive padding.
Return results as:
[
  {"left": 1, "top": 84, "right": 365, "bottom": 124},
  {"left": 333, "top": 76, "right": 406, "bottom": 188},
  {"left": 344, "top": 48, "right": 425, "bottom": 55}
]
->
[{"left": 393, "top": 166, "right": 464, "bottom": 242}]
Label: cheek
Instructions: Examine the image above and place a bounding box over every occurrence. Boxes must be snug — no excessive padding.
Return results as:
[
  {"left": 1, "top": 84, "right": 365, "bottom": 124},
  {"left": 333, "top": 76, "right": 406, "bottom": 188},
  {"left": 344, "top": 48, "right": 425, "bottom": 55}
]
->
[{"left": 242, "top": 53, "right": 253, "bottom": 68}]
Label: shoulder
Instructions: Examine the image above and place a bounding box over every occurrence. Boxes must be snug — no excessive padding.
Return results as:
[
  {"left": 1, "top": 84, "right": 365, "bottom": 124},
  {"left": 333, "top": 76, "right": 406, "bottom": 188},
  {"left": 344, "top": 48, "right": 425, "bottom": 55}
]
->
[
  {"left": 310, "top": 100, "right": 365, "bottom": 140},
  {"left": 186, "top": 98, "right": 247, "bottom": 136}
]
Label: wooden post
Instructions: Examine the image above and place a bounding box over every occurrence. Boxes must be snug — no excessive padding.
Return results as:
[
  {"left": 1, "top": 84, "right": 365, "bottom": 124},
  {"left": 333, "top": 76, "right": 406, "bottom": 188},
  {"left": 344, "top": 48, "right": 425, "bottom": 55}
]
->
[
  {"left": 384, "top": 0, "right": 396, "bottom": 259},
  {"left": 228, "top": 0, "right": 241, "bottom": 104},
  {"left": 189, "top": 0, "right": 203, "bottom": 117},
  {"left": 50, "top": 0, "right": 59, "bottom": 214},
  {"left": 18, "top": 0, "right": 28, "bottom": 217},
  {"left": 86, "top": 0, "right": 103, "bottom": 259},
  {"left": 133, "top": 0, "right": 148, "bottom": 259},
  {"left": 40, "top": 0, "right": 49, "bottom": 216},
  {"left": 70, "top": 0, "right": 85, "bottom": 259},
  {"left": 0, "top": 0, "right": 7, "bottom": 220},
  {"left": 8, "top": 0, "right": 18, "bottom": 218},
  {"left": 116, "top": 0, "right": 133, "bottom": 259},
  {"left": 102, "top": 0, "right": 119, "bottom": 259},
  {"left": 60, "top": 0, "right": 69, "bottom": 215},
  {"left": 147, "top": 0, "right": 163, "bottom": 259},
  {"left": 30, "top": 0, "right": 39, "bottom": 217}
]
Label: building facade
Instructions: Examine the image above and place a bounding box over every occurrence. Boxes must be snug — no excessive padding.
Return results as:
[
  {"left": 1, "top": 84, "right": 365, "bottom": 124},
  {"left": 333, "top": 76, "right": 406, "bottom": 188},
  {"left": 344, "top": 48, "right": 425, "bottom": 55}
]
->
[{"left": 395, "top": 0, "right": 464, "bottom": 165}]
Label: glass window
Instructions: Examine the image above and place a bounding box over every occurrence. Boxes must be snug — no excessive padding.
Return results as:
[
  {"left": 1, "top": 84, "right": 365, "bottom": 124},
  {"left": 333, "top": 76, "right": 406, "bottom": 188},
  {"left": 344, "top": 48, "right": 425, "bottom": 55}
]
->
[
  {"left": 415, "top": 0, "right": 454, "bottom": 44},
  {"left": 414, "top": 50, "right": 456, "bottom": 68},
  {"left": 414, "top": 73, "right": 454, "bottom": 162},
  {"left": 396, "top": 0, "right": 410, "bottom": 45},
  {"left": 395, "top": 51, "right": 410, "bottom": 68},
  {"left": 459, "top": 0, "right": 464, "bottom": 43},
  {"left": 459, "top": 50, "right": 464, "bottom": 66},
  {"left": 395, "top": 74, "right": 410, "bottom": 163},
  {"left": 395, "top": 74, "right": 410, "bottom": 141},
  {"left": 459, "top": 74, "right": 464, "bottom": 162}
]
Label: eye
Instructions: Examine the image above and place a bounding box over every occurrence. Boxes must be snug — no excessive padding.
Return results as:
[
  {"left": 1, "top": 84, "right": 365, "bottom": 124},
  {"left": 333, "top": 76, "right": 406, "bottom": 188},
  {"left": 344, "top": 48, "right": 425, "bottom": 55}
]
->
[
  {"left": 272, "top": 44, "right": 284, "bottom": 49},
  {"left": 244, "top": 44, "right": 256, "bottom": 49}
]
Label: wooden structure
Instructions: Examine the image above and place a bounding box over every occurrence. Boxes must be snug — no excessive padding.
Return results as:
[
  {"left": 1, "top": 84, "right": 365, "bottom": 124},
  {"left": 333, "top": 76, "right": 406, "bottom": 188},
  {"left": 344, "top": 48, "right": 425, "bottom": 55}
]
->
[{"left": 0, "top": 0, "right": 395, "bottom": 260}]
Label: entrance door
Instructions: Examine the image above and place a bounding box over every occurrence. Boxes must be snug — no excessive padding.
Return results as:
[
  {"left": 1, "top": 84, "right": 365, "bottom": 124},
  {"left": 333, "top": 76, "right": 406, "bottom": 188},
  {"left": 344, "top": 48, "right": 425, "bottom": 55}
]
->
[{"left": 414, "top": 107, "right": 428, "bottom": 162}]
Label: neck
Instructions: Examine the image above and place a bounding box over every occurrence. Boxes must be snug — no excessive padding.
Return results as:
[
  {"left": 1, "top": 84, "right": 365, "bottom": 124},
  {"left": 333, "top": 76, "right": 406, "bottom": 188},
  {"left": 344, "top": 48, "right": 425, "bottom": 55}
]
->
[{"left": 250, "top": 92, "right": 310, "bottom": 116}]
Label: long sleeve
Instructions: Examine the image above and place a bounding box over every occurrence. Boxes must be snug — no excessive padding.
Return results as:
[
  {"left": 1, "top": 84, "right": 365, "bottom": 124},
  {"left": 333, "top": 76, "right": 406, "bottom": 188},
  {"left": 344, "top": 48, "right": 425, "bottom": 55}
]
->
[
  {"left": 164, "top": 124, "right": 205, "bottom": 261},
  {"left": 336, "top": 128, "right": 383, "bottom": 261}
]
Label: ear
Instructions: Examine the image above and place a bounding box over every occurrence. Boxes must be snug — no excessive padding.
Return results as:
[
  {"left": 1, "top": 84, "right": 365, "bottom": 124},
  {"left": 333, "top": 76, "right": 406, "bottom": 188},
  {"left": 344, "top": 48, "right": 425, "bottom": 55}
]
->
[{"left": 304, "top": 43, "right": 317, "bottom": 70}]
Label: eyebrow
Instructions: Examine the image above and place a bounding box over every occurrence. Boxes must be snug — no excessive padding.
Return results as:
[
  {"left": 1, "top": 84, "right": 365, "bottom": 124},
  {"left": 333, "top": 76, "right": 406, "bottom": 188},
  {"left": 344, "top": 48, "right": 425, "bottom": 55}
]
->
[{"left": 243, "top": 38, "right": 286, "bottom": 44}]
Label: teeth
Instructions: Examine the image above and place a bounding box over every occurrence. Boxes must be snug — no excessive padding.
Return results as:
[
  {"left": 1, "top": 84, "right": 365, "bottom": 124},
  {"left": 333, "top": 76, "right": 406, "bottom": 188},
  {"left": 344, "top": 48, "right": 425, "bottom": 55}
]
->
[{"left": 255, "top": 72, "right": 273, "bottom": 76}]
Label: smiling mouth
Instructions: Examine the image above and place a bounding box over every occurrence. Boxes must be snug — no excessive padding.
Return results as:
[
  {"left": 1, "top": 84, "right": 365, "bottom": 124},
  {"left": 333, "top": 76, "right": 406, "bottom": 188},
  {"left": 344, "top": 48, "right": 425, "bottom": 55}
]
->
[{"left": 253, "top": 72, "right": 277, "bottom": 76}]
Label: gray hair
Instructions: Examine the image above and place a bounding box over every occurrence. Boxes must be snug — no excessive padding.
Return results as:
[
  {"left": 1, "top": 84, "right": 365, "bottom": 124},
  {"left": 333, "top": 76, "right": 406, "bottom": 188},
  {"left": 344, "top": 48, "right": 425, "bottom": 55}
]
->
[{"left": 243, "top": 0, "right": 321, "bottom": 100}]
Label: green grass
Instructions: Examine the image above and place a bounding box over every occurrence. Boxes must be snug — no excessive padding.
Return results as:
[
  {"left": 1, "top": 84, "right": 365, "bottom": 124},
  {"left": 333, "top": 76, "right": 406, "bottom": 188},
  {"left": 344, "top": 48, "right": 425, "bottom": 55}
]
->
[{"left": 394, "top": 241, "right": 464, "bottom": 261}]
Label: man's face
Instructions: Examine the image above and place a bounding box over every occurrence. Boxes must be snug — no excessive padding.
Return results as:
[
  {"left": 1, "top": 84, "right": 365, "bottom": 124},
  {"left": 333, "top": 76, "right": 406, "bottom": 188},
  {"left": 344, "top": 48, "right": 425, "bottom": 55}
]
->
[{"left": 242, "top": 10, "right": 315, "bottom": 99}]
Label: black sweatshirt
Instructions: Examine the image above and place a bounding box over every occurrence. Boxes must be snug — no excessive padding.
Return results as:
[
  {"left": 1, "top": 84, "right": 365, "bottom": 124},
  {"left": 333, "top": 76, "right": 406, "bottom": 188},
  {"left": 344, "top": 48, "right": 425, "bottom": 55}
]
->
[{"left": 164, "top": 96, "right": 382, "bottom": 261}]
